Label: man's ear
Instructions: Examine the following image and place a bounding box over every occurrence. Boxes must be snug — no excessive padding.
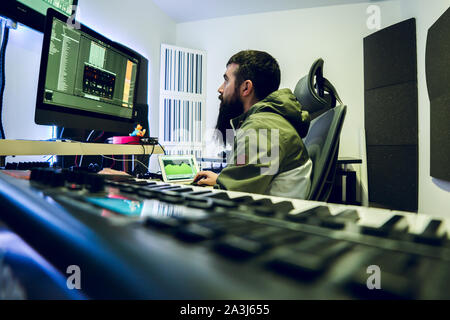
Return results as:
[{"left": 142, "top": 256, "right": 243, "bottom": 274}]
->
[{"left": 240, "top": 80, "right": 254, "bottom": 97}]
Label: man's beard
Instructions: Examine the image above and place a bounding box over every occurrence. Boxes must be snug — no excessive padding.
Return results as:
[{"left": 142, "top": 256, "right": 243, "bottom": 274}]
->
[{"left": 214, "top": 88, "right": 244, "bottom": 145}]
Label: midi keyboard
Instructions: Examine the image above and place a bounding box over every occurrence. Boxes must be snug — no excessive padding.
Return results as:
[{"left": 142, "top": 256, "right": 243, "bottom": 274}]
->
[{"left": 0, "top": 168, "right": 449, "bottom": 299}]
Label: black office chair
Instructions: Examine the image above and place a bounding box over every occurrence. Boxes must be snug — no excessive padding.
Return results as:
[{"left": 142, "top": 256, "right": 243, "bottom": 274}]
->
[
  {"left": 294, "top": 58, "right": 342, "bottom": 120},
  {"left": 294, "top": 58, "right": 347, "bottom": 201},
  {"left": 303, "top": 105, "right": 347, "bottom": 201}
]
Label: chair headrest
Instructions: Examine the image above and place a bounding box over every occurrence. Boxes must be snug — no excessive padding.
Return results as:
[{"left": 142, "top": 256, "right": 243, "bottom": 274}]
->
[{"left": 294, "top": 58, "right": 342, "bottom": 119}]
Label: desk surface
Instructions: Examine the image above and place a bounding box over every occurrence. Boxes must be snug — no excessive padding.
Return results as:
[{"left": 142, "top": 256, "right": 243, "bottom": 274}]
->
[
  {"left": 336, "top": 157, "right": 363, "bottom": 165},
  {"left": 200, "top": 156, "right": 363, "bottom": 165},
  {"left": 0, "top": 140, "right": 164, "bottom": 156}
]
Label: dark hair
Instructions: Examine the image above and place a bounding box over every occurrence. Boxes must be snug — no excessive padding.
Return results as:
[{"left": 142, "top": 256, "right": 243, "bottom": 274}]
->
[{"left": 227, "top": 50, "right": 281, "bottom": 101}]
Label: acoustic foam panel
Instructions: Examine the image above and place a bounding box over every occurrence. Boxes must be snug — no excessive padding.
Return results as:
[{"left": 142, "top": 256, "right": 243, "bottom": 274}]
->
[
  {"left": 367, "top": 145, "right": 418, "bottom": 212},
  {"left": 364, "top": 18, "right": 418, "bottom": 212},
  {"left": 426, "top": 6, "right": 450, "bottom": 181},
  {"left": 426, "top": 7, "right": 450, "bottom": 99},
  {"left": 365, "top": 82, "right": 418, "bottom": 146},
  {"left": 364, "top": 18, "right": 417, "bottom": 91},
  {"left": 430, "top": 94, "right": 450, "bottom": 181}
]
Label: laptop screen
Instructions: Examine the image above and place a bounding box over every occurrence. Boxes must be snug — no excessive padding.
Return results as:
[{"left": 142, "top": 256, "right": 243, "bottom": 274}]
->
[{"left": 159, "top": 155, "right": 198, "bottom": 181}]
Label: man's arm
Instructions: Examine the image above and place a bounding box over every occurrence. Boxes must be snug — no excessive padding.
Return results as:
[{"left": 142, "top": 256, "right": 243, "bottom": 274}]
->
[
  {"left": 215, "top": 120, "right": 282, "bottom": 194},
  {"left": 216, "top": 162, "right": 275, "bottom": 194}
]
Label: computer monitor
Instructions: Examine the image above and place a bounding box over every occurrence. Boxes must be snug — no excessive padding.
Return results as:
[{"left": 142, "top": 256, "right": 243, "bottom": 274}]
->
[
  {"left": 0, "top": 0, "right": 78, "bottom": 32},
  {"left": 35, "top": 8, "right": 140, "bottom": 134}
]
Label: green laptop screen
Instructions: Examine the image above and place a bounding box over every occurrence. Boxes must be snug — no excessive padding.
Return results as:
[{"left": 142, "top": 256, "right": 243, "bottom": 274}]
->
[{"left": 161, "top": 156, "right": 197, "bottom": 181}]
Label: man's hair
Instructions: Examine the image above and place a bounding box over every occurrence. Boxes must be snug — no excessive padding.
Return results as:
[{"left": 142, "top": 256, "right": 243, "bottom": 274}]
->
[{"left": 227, "top": 50, "right": 281, "bottom": 101}]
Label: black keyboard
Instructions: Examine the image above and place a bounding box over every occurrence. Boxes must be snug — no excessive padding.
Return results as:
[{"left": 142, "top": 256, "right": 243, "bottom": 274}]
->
[
  {"left": 4, "top": 161, "right": 50, "bottom": 170},
  {"left": 0, "top": 168, "right": 449, "bottom": 299}
]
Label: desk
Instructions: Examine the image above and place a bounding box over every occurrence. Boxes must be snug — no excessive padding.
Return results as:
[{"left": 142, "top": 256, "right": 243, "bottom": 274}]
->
[
  {"left": 337, "top": 157, "right": 362, "bottom": 169},
  {"left": 0, "top": 140, "right": 164, "bottom": 168},
  {"left": 0, "top": 140, "right": 163, "bottom": 156},
  {"left": 331, "top": 157, "right": 363, "bottom": 205}
]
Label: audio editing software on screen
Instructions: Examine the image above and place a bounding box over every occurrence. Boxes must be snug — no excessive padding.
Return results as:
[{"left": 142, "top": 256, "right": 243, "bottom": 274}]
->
[{"left": 44, "top": 18, "right": 138, "bottom": 120}]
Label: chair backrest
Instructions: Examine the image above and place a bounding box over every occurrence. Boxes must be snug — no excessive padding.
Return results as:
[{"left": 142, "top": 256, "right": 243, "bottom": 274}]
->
[
  {"left": 294, "top": 58, "right": 342, "bottom": 120},
  {"left": 303, "top": 105, "right": 347, "bottom": 201}
]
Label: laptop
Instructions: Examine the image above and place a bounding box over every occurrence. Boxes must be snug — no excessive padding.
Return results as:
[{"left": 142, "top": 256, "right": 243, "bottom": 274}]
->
[{"left": 158, "top": 155, "right": 199, "bottom": 184}]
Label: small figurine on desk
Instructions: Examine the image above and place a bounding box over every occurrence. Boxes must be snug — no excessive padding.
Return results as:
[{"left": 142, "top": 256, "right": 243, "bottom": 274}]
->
[{"left": 130, "top": 124, "right": 146, "bottom": 137}]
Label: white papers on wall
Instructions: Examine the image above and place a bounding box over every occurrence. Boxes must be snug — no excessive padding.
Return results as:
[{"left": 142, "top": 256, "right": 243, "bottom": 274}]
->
[
  {"left": 160, "top": 44, "right": 206, "bottom": 157},
  {"left": 162, "top": 47, "right": 203, "bottom": 95},
  {"left": 162, "top": 99, "right": 202, "bottom": 143}
]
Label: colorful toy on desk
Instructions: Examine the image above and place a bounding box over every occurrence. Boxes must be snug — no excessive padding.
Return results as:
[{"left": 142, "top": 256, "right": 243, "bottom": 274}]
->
[
  {"left": 130, "top": 124, "right": 146, "bottom": 137},
  {"left": 109, "top": 124, "right": 147, "bottom": 144}
]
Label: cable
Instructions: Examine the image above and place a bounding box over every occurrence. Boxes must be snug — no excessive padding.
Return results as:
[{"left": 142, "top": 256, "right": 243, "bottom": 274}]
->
[
  {"left": 149, "top": 144, "right": 155, "bottom": 158},
  {"left": 0, "top": 20, "right": 10, "bottom": 140},
  {"left": 59, "top": 127, "right": 65, "bottom": 139},
  {"left": 127, "top": 140, "right": 150, "bottom": 174},
  {"left": 78, "top": 130, "right": 95, "bottom": 167},
  {"left": 93, "top": 131, "right": 104, "bottom": 142},
  {"left": 100, "top": 155, "right": 149, "bottom": 172},
  {"left": 44, "top": 138, "right": 76, "bottom": 142},
  {"left": 76, "top": 141, "right": 154, "bottom": 173},
  {"left": 54, "top": 127, "right": 65, "bottom": 168},
  {"left": 109, "top": 155, "right": 116, "bottom": 169},
  {"left": 135, "top": 140, "right": 148, "bottom": 174},
  {"left": 158, "top": 142, "right": 166, "bottom": 155}
]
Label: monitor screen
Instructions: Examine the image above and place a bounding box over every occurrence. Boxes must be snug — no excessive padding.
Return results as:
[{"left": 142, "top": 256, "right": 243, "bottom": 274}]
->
[
  {"left": 17, "top": 0, "right": 74, "bottom": 16},
  {"left": 0, "top": 0, "right": 78, "bottom": 32},
  {"left": 36, "top": 9, "right": 140, "bottom": 133}
]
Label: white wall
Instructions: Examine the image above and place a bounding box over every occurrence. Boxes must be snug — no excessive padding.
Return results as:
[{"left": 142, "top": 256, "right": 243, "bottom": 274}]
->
[
  {"left": 77, "top": 0, "right": 176, "bottom": 139},
  {"left": 3, "top": 22, "right": 69, "bottom": 163},
  {"left": 77, "top": 0, "right": 177, "bottom": 171},
  {"left": 2, "top": 0, "right": 176, "bottom": 166},
  {"left": 3, "top": 23, "right": 50, "bottom": 163},
  {"left": 399, "top": 0, "right": 450, "bottom": 218},
  {"left": 175, "top": 1, "right": 405, "bottom": 205}
]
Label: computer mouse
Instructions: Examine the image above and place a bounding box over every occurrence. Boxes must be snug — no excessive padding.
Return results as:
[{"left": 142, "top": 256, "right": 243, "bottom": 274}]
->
[
  {"left": 190, "top": 181, "right": 208, "bottom": 187},
  {"left": 190, "top": 177, "right": 208, "bottom": 187}
]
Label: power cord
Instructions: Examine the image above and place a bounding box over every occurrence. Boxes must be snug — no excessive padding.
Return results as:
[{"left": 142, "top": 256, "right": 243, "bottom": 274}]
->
[
  {"left": 0, "top": 19, "right": 12, "bottom": 140},
  {"left": 100, "top": 155, "right": 150, "bottom": 172},
  {"left": 158, "top": 142, "right": 166, "bottom": 155},
  {"left": 78, "top": 130, "right": 96, "bottom": 167}
]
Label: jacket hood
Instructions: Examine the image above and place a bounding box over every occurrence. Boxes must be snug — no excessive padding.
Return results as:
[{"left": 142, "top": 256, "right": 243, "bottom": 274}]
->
[{"left": 232, "top": 88, "right": 310, "bottom": 138}]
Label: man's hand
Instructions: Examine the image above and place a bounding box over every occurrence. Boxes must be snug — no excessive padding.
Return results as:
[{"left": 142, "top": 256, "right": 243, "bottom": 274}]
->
[{"left": 194, "top": 171, "right": 218, "bottom": 186}]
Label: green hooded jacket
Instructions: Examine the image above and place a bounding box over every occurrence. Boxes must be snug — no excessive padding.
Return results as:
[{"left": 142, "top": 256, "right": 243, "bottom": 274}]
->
[{"left": 216, "top": 88, "right": 312, "bottom": 199}]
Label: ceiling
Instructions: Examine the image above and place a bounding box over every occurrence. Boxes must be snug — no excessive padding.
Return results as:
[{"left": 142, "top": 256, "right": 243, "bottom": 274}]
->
[{"left": 151, "top": 0, "right": 380, "bottom": 23}]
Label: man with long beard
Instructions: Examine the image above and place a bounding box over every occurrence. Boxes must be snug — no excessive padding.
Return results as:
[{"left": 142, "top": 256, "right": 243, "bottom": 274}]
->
[{"left": 194, "top": 50, "right": 312, "bottom": 199}]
